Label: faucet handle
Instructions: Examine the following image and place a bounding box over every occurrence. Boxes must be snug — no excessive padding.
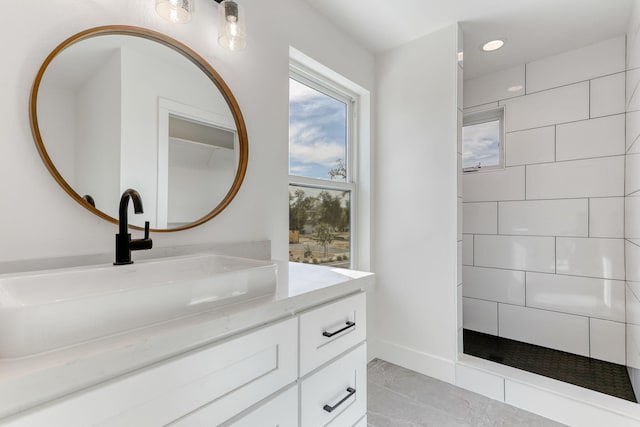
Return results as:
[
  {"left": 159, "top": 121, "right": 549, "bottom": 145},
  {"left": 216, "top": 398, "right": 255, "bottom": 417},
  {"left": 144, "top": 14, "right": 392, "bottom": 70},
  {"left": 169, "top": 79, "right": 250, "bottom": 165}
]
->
[{"left": 144, "top": 221, "right": 150, "bottom": 239}]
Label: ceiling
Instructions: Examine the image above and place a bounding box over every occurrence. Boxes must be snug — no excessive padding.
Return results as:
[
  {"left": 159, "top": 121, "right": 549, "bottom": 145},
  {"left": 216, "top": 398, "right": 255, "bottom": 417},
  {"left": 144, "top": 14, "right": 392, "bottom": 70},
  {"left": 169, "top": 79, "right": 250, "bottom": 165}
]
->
[{"left": 302, "top": 0, "right": 633, "bottom": 79}]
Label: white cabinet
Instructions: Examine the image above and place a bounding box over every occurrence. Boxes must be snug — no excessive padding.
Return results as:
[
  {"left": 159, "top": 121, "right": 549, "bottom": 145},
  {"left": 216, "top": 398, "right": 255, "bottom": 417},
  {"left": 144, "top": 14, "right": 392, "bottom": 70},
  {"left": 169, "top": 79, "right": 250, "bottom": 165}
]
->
[
  {"left": 3, "top": 292, "right": 367, "bottom": 427},
  {"left": 299, "top": 292, "right": 367, "bottom": 376},
  {"left": 5, "top": 319, "right": 297, "bottom": 427},
  {"left": 301, "top": 343, "right": 367, "bottom": 426}
]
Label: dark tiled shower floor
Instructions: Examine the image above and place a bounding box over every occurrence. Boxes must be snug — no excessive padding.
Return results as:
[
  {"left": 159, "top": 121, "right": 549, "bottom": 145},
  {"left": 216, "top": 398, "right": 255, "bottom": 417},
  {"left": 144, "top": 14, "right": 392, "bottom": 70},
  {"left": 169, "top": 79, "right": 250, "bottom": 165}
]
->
[{"left": 463, "top": 329, "right": 637, "bottom": 402}]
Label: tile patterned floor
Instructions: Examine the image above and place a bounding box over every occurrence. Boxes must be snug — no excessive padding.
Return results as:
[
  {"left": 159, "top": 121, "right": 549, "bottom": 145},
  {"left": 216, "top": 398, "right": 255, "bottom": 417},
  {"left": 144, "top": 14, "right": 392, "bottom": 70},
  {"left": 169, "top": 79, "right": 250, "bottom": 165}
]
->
[
  {"left": 463, "top": 329, "right": 637, "bottom": 402},
  {"left": 367, "top": 359, "right": 565, "bottom": 427}
]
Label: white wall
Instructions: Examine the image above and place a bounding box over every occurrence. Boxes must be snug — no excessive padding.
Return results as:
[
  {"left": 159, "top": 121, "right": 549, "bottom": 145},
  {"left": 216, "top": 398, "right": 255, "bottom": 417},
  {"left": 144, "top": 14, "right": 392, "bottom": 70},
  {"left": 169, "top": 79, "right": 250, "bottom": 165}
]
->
[
  {"left": 0, "top": 0, "right": 373, "bottom": 262},
  {"left": 627, "top": 0, "right": 640, "bottom": 397},
  {"left": 374, "top": 24, "right": 460, "bottom": 382},
  {"left": 463, "top": 37, "right": 627, "bottom": 364}
]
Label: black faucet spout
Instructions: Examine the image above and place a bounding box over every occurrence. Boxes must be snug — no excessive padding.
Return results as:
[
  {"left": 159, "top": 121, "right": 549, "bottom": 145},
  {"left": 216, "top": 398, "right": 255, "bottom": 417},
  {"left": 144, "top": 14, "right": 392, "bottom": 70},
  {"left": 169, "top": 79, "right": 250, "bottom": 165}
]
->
[{"left": 114, "top": 189, "right": 153, "bottom": 265}]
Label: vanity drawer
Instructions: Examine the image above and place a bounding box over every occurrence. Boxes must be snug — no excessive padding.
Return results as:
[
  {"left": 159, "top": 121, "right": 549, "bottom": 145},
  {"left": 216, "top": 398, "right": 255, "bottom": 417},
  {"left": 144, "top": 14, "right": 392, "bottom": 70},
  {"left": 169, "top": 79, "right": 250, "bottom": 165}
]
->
[
  {"left": 300, "top": 343, "right": 367, "bottom": 427},
  {"left": 299, "top": 292, "right": 366, "bottom": 376},
  {"left": 4, "top": 318, "right": 297, "bottom": 427}
]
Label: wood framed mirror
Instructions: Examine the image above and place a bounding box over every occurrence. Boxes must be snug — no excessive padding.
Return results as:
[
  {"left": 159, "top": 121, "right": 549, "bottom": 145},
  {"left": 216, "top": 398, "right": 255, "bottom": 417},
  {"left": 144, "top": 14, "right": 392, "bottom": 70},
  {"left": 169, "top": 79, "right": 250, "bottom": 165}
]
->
[{"left": 30, "top": 25, "right": 248, "bottom": 232}]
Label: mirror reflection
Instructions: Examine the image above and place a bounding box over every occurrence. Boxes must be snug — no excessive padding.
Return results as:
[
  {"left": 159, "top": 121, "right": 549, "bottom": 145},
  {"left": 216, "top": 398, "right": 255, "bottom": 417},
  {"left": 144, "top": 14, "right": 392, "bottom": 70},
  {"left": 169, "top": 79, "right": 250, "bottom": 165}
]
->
[{"left": 34, "top": 30, "right": 243, "bottom": 230}]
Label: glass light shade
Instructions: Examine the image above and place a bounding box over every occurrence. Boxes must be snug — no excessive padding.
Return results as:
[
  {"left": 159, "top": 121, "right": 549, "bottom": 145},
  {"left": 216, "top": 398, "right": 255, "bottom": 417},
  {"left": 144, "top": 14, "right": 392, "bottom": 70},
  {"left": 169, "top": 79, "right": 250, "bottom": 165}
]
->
[
  {"left": 218, "top": 0, "right": 246, "bottom": 51},
  {"left": 156, "top": 0, "right": 193, "bottom": 23}
]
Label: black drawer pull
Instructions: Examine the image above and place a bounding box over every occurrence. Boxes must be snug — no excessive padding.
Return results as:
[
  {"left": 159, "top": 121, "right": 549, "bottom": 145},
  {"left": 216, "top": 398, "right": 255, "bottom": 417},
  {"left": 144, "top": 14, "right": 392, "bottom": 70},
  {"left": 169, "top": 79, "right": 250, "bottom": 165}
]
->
[
  {"left": 322, "top": 321, "right": 355, "bottom": 338},
  {"left": 323, "top": 387, "right": 356, "bottom": 413}
]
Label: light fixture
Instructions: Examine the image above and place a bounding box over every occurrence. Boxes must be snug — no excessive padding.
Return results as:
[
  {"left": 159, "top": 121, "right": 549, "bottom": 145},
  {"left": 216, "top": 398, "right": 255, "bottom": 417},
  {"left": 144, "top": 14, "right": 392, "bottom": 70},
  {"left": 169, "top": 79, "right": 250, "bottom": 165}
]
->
[
  {"left": 215, "top": 0, "right": 246, "bottom": 51},
  {"left": 155, "top": 0, "right": 193, "bottom": 23},
  {"left": 482, "top": 39, "right": 505, "bottom": 52}
]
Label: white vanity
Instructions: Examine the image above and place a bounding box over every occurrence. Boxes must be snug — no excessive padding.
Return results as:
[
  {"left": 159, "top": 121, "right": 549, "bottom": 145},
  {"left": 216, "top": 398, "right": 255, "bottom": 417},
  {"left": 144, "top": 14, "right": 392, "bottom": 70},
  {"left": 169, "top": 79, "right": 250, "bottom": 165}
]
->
[{"left": 0, "top": 256, "right": 372, "bottom": 426}]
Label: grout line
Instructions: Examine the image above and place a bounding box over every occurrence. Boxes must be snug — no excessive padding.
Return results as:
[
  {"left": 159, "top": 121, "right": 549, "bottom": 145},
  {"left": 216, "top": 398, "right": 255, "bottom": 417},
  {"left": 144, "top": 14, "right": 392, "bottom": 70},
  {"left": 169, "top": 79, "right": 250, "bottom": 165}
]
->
[
  {"left": 469, "top": 233, "right": 619, "bottom": 240},
  {"left": 523, "top": 71, "right": 624, "bottom": 96},
  {"left": 503, "top": 112, "right": 625, "bottom": 134},
  {"left": 524, "top": 271, "right": 527, "bottom": 307},
  {"left": 461, "top": 262, "right": 625, "bottom": 282},
  {"left": 588, "top": 198, "right": 591, "bottom": 238},
  {"left": 524, "top": 164, "right": 527, "bottom": 200},
  {"left": 554, "top": 125, "right": 557, "bottom": 162},
  {"left": 588, "top": 317, "right": 591, "bottom": 357},
  {"left": 589, "top": 79, "right": 592, "bottom": 119},
  {"left": 464, "top": 296, "right": 625, "bottom": 324},
  {"left": 464, "top": 195, "right": 624, "bottom": 203},
  {"left": 627, "top": 125, "right": 640, "bottom": 154},
  {"left": 554, "top": 236, "right": 557, "bottom": 274}
]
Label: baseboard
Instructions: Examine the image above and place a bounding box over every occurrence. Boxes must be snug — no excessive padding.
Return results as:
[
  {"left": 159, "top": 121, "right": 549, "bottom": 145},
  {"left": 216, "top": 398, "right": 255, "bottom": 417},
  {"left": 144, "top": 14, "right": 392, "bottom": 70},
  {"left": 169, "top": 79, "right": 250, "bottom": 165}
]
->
[{"left": 372, "top": 337, "right": 456, "bottom": 384}]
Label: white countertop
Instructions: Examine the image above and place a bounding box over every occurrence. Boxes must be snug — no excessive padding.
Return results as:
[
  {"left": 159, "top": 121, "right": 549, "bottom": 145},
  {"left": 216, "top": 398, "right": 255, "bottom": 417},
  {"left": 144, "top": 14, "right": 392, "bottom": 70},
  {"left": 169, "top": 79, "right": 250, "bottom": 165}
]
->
[{"left": 0, "top": 260, "right": 373, "bottom": 420}]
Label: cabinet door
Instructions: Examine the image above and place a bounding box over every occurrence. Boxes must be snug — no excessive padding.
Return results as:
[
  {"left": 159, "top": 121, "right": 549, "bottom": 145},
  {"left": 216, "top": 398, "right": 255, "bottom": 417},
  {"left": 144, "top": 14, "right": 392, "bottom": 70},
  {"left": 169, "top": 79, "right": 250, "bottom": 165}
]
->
[
  {"left": 299, "top": 292, "right": 366, "bottom": 376},
  {"left": 224, "top": 386, "right": 298, "bottom": 427},
  {"left": 300, "top": 343, "right": 367, "bottom": 426},
  {"left": 4, "top": 318, "right": 297, "bottom": 427}
]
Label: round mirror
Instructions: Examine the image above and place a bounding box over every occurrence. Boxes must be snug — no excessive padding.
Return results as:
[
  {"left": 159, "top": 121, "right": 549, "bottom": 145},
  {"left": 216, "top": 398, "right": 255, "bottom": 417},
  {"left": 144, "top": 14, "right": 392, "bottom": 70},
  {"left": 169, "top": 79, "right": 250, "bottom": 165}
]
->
[{"left": 30, "top": 26, "right": 248, "bottom": 231}]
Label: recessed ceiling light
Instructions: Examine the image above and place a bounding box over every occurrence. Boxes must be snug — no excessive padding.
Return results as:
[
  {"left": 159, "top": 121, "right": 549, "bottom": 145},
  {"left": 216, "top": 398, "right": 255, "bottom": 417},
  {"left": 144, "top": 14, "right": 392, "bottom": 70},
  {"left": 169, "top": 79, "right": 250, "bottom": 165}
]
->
[{"left": 482, "top": 39, "right": 505, "bottom": 52}]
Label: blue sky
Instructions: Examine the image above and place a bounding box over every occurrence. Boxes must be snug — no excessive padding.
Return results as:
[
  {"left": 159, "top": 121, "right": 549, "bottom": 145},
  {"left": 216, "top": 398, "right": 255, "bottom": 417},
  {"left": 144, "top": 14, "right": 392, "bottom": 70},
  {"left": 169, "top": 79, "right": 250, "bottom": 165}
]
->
[
  {"left": 289, "top": 78, "right": 347, "bottom": 181},
  {"left": 462, "top": 120, "right": 500, "bottom": 168}
]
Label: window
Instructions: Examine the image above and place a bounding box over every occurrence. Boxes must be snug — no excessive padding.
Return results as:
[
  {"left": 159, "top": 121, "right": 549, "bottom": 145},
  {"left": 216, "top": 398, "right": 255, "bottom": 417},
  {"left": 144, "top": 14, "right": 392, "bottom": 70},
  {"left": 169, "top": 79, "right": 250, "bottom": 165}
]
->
[
  {"left": 288, "top": 64, "right": 357, "bottom": 269},
  {"left": 462, "top": 107, "right": 504, "bottom": 172}
]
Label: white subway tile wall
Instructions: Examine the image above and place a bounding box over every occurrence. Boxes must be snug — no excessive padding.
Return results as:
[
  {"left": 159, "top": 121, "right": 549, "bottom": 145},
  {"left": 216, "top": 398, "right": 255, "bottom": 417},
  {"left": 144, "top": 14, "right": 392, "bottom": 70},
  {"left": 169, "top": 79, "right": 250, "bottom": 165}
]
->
[
  {"left": 462, "top": 36, "right": 626, "bottom": 363},
  {"left": 498, "top": 304, "right": 590, "bottom": 356},
  {"left": 462, "top": 166, "right": 525, "bottom": 202},
  {"left": 556, "top": 237, "right": 625, "bottom": 280},
  {"left": 462, "top": 234, "right": 473, "bottom": 265},
  {"left": 628, "top": 68, "right": 640, "bottom": 113},
  {"left": 498, "top": 199, "right": 588, "bottom": 237},
  {"left": 526, "top": 272, "right": 625, "bottom": 322},
  {"left": 626, "top": 283, "right": 640, "bottom": 326},
  {"left": 590, "top": 197, "right": 624, "bottom": 238},
  {"left": 626, "top": 196, "right": 640, "bottom": 239},
  {"left": 463, "top": 266, "right": 525, "bottom": 305},
  {"left": 589, "top": 318, "right": 626, "bottom": 365},
  {"left": 526, "top": 156, "right": 624, "bottom": 200},
  {"left": 629, "top": 4, "right": 640, "bottom": 393},
  {"left": 525, "top": 36, "right": 625, "bottom": 94},
  {"left": 462, "top": 202, "right": 497, "bottom": 234},
  {"left": 499, "top": 82, "right": 589, "bottom": 132},
  {"left": 626, "top": 241, "right": 640, "bottom": 283},
  {"left": 463, "top": 297, "right": 498, "bottom": 335},
  {"left": 504, "top": 126, "right": 555, "bottom": 166},
  {"left": 463, "top": 65, "right": 525, "bottom": 108},
  {"left": 590, "top": 73, "right": 626, "bottom": 118},
  {"left": 474, "top": 235, "right": 555, "bottom": 273},
  {"left": 626, "top": 153, "right": 640, "bottom": 195},
  {"left": 555, "top": 114, "right": 625, "bottom": 161},
  {"left": 627, "top": 110, "right": 640, "bottom": 153}
]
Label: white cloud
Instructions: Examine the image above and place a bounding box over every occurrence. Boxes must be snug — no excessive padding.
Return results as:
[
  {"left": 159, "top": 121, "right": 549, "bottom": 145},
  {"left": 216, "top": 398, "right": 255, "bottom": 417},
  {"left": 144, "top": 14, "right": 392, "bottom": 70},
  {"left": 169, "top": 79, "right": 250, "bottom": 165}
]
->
[{"left": 462, "top": 121, "right": 500, "bottom": 168}]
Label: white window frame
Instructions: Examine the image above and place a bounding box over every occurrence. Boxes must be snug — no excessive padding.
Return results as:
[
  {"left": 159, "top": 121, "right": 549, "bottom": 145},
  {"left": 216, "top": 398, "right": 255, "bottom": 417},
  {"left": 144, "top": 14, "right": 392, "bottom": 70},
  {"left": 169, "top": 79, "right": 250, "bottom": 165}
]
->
[
  {"left": 462, "top": 106, "right": 505, "bottom": 173},
  {"left": 288, "top": 60, "right": 359, "bottom": 268}
]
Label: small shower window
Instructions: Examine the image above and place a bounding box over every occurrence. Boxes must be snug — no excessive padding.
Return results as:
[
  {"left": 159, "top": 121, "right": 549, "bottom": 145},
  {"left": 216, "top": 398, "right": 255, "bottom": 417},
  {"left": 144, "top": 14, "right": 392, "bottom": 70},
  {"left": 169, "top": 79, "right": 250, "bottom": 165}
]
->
[{"left": 462, "top": 107, "right": 504, "bottom": 172}]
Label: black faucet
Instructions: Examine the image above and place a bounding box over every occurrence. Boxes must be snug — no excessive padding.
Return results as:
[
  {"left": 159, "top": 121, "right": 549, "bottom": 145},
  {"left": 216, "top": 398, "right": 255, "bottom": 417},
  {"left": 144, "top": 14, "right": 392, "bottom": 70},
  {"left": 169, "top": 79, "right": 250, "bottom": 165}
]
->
[{"left": 114, "top": 189, "right": 153, "bottom": 265}]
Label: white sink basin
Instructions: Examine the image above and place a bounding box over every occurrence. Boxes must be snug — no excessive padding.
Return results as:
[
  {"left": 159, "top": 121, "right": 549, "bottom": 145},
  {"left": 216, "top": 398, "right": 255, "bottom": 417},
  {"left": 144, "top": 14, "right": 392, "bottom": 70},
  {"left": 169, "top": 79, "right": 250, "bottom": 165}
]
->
[{"left": 0, "top": 254, "right": 277, "bottom": 359}]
